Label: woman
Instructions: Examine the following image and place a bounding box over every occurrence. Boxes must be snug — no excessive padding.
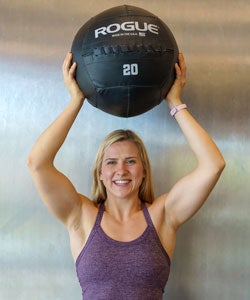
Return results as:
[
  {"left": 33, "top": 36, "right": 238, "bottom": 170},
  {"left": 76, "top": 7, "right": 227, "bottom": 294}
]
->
[{"left": 27, "top": 52, "right": 225, "bottom": 299}]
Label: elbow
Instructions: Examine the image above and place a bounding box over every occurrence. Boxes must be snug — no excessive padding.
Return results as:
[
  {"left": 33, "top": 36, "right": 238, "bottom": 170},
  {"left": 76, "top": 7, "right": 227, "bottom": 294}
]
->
[
  {"left": 27, "top": 147, "right": 54, "bottom": 173},
  {"left": 26, "top": 154, "right": 38, "bottom": 172},
  {"left": 221, "top": 158, "right": 226, "bottom": 171},
  {"left": 201, "top": 156, "right": 226, "bottom": 179},
  {"left": 26, "top": 153, "right": 45, "bottom": 172},
  {"left": 219, "top": 155, "right": 226, "bottom": 172},
  {"left": 213, "top": 156, "right": 226, "bottom": 177}
]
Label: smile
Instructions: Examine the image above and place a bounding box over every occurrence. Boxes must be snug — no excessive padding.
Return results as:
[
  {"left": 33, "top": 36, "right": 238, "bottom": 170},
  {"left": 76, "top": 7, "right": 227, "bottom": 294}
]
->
[{"left": 113, "top": 180, "right": 131, "bottom": 184}]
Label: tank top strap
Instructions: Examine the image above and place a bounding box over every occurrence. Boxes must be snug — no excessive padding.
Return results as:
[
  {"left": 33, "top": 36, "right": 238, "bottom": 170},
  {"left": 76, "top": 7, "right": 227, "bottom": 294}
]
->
[
  {"left": 94, "top": 202, "right": 105, "bottom": 227},
  {"left": 141, "top": 202, "right": 154, "bottom": 227},
  {"left": 95, "top": 202, "right": 153, "bottom": 227}
]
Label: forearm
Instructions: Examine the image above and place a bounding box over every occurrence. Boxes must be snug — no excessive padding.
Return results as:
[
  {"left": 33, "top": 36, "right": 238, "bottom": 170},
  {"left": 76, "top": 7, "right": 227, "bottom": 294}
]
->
[
  {"left": 163, "top": 54, "right": 225, "bottom": 229},
  {"left": 173, "top": 107, "right": 225, "bottom": 172},
  {"left": 27, "top": 97, "right": 84, "bottom": 170}
]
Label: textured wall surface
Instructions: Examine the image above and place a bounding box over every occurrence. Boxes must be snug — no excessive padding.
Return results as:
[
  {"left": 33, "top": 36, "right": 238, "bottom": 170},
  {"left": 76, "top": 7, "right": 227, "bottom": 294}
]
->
[{"left": 1, "top": 0, "right": 250, "bottom": 299}]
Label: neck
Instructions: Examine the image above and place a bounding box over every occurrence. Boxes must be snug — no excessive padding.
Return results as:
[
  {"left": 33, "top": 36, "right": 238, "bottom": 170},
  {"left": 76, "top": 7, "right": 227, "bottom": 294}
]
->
[{"left": 104, "top": 197, "right": 142, "bottom": 221}]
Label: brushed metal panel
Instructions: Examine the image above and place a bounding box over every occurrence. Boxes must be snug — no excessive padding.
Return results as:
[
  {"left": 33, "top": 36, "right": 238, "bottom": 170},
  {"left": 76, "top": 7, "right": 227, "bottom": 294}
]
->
[{"left": 1, "top": 0, "right": 249, "bottom": 299}]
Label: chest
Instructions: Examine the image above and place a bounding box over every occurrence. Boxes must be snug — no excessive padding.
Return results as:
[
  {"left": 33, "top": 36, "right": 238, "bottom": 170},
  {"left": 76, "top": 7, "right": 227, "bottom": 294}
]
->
[
  {"left": 100, "top": 211, "right": 148, "bottom": 242},
  {"left": 76, "top": 225, "right": 171, "bottom": 291}
]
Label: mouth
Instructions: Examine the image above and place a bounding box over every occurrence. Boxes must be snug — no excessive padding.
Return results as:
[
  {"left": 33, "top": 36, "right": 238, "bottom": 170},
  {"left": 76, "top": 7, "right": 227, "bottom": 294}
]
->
[{"left": 113, "top": 180, "right": 131, "bottom": 185}]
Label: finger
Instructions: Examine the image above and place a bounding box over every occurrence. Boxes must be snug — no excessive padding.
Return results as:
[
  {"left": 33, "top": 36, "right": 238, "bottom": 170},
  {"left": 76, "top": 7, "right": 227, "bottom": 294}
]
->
[
  {"left": 62, "top": 52, "right": 72, "bottom": 72},
  {"left": 178, "top": 53, "right": 186, "bottom": 77},
  {"left": 69, "top": 62, "right": 77, "bottom": 77},
  {"left": 175, "top": 62, "right": 181, "bottom": 77}
]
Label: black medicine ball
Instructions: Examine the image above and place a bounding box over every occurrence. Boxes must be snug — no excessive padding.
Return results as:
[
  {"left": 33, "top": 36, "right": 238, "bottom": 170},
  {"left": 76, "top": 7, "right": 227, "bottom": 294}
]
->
[{"left": 71, "top": 5, "right": 179, "bottom": 117}]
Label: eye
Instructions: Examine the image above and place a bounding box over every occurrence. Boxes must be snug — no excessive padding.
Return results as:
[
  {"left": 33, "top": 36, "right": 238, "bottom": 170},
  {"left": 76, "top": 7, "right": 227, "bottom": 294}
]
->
[
  {"left": 126, "top": 159, "right": 136, "bottom": 165},
  {"left": 106, "top": 160, "right": 116, "bottom": 166}
]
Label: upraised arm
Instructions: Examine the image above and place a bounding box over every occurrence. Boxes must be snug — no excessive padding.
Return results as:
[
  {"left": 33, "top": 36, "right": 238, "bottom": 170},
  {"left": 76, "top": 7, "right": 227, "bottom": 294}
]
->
[
  {"left": 27, "top": 53, "right": 89, "bottom": 228},
  {"left": 163, "top": 53, "right": 226, "bottom": 229}
]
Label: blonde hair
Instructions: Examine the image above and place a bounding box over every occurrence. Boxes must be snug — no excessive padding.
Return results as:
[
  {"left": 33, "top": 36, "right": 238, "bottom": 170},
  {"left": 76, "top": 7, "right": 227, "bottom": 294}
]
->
[{"left": 91, "top": 129, "right": 154, "bottom": 204}]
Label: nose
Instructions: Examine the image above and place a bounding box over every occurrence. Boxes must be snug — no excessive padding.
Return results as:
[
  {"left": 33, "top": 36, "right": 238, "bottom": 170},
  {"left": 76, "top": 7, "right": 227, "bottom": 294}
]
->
[{"left": 116, "top": 162, "right": 128, "bottom": 176}]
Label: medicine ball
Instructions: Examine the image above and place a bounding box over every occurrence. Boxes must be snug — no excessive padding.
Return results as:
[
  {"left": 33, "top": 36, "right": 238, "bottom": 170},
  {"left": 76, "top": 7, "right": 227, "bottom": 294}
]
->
[{"left": 71, "top": 5, "right": 178, "bottom": 117}]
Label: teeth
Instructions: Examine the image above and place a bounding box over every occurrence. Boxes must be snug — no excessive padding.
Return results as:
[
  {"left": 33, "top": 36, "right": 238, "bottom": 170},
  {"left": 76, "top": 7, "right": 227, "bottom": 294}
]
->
[{"left": 114, "top": 180, "right": 130, "bottom": 184}]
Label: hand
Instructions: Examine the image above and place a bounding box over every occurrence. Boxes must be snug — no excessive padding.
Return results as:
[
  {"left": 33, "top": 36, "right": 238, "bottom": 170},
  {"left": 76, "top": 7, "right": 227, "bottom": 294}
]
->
[
  {"left": 62, "top": 52, "right": 85, "bottom": 102},
  {"left": 165, "top": 53, "right": 186, "bottom": 108}
]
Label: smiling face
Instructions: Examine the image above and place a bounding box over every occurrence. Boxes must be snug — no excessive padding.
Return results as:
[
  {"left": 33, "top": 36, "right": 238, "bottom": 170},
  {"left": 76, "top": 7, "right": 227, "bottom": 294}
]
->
[{"left": 99, "top": 140, "right": 145, "bottom": 201}]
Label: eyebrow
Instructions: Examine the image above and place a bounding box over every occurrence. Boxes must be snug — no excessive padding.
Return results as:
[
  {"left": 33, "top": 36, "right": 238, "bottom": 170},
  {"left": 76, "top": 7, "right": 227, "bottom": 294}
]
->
[{"left": 104, "top": 156, "right": 138, "bottom": 161}]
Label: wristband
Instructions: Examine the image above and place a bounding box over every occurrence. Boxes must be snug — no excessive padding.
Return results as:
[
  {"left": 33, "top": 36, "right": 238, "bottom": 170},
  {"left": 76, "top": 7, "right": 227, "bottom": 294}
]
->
[{"left": 170, "top": 104, "right": 187, "bottom": 117}]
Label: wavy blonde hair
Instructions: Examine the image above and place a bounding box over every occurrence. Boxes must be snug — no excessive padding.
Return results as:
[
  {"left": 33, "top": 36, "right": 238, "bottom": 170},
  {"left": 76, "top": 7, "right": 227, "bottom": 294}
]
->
[{"left": 91, "top": 129, "right": 154, "bottom": 204}]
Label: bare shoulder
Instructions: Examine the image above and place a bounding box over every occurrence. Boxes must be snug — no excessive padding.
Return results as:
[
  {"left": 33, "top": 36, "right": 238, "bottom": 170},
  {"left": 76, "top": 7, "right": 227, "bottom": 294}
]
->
[
  {"left": 146, "top": 194, "right": 177, "bottom": 259},
  {"left": 147, "top": 193, "right": 178, "bottom": 231},
  {"left": 68, "top": 194, "right": 98, "bottom": 231},
  {"left": 68, "top": 195, "right": 100, "bottom": 261},
  {"left": 79, "top": 194, "right": 97, "bottom": 208},
  {"left": 148, "top": 193, "right": 169, "bottom": 211},
  {"left": 145, "top": 194, "right": 168, "bottom": 228},
  {"left": 79, "top": 194, "right": 99, "bottom": 221}
]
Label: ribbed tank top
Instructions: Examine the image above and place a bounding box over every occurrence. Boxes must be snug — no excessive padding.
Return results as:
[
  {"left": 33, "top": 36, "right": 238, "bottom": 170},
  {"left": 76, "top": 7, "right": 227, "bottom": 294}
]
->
[{"left": 76, "top": 203, "right": 171, "bottom": 299}]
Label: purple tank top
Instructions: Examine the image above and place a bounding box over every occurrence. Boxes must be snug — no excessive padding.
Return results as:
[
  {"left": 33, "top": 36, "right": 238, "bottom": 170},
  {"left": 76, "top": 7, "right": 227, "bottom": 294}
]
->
[{"left": 76, "top": 203, "right": 170, "bottom": 299}]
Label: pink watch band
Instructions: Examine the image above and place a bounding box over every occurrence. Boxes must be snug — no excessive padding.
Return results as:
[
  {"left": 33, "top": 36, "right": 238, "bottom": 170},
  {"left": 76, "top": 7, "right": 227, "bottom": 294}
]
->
[{"left": 170, "top": 104, "right": 187, "bottom": 117}]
